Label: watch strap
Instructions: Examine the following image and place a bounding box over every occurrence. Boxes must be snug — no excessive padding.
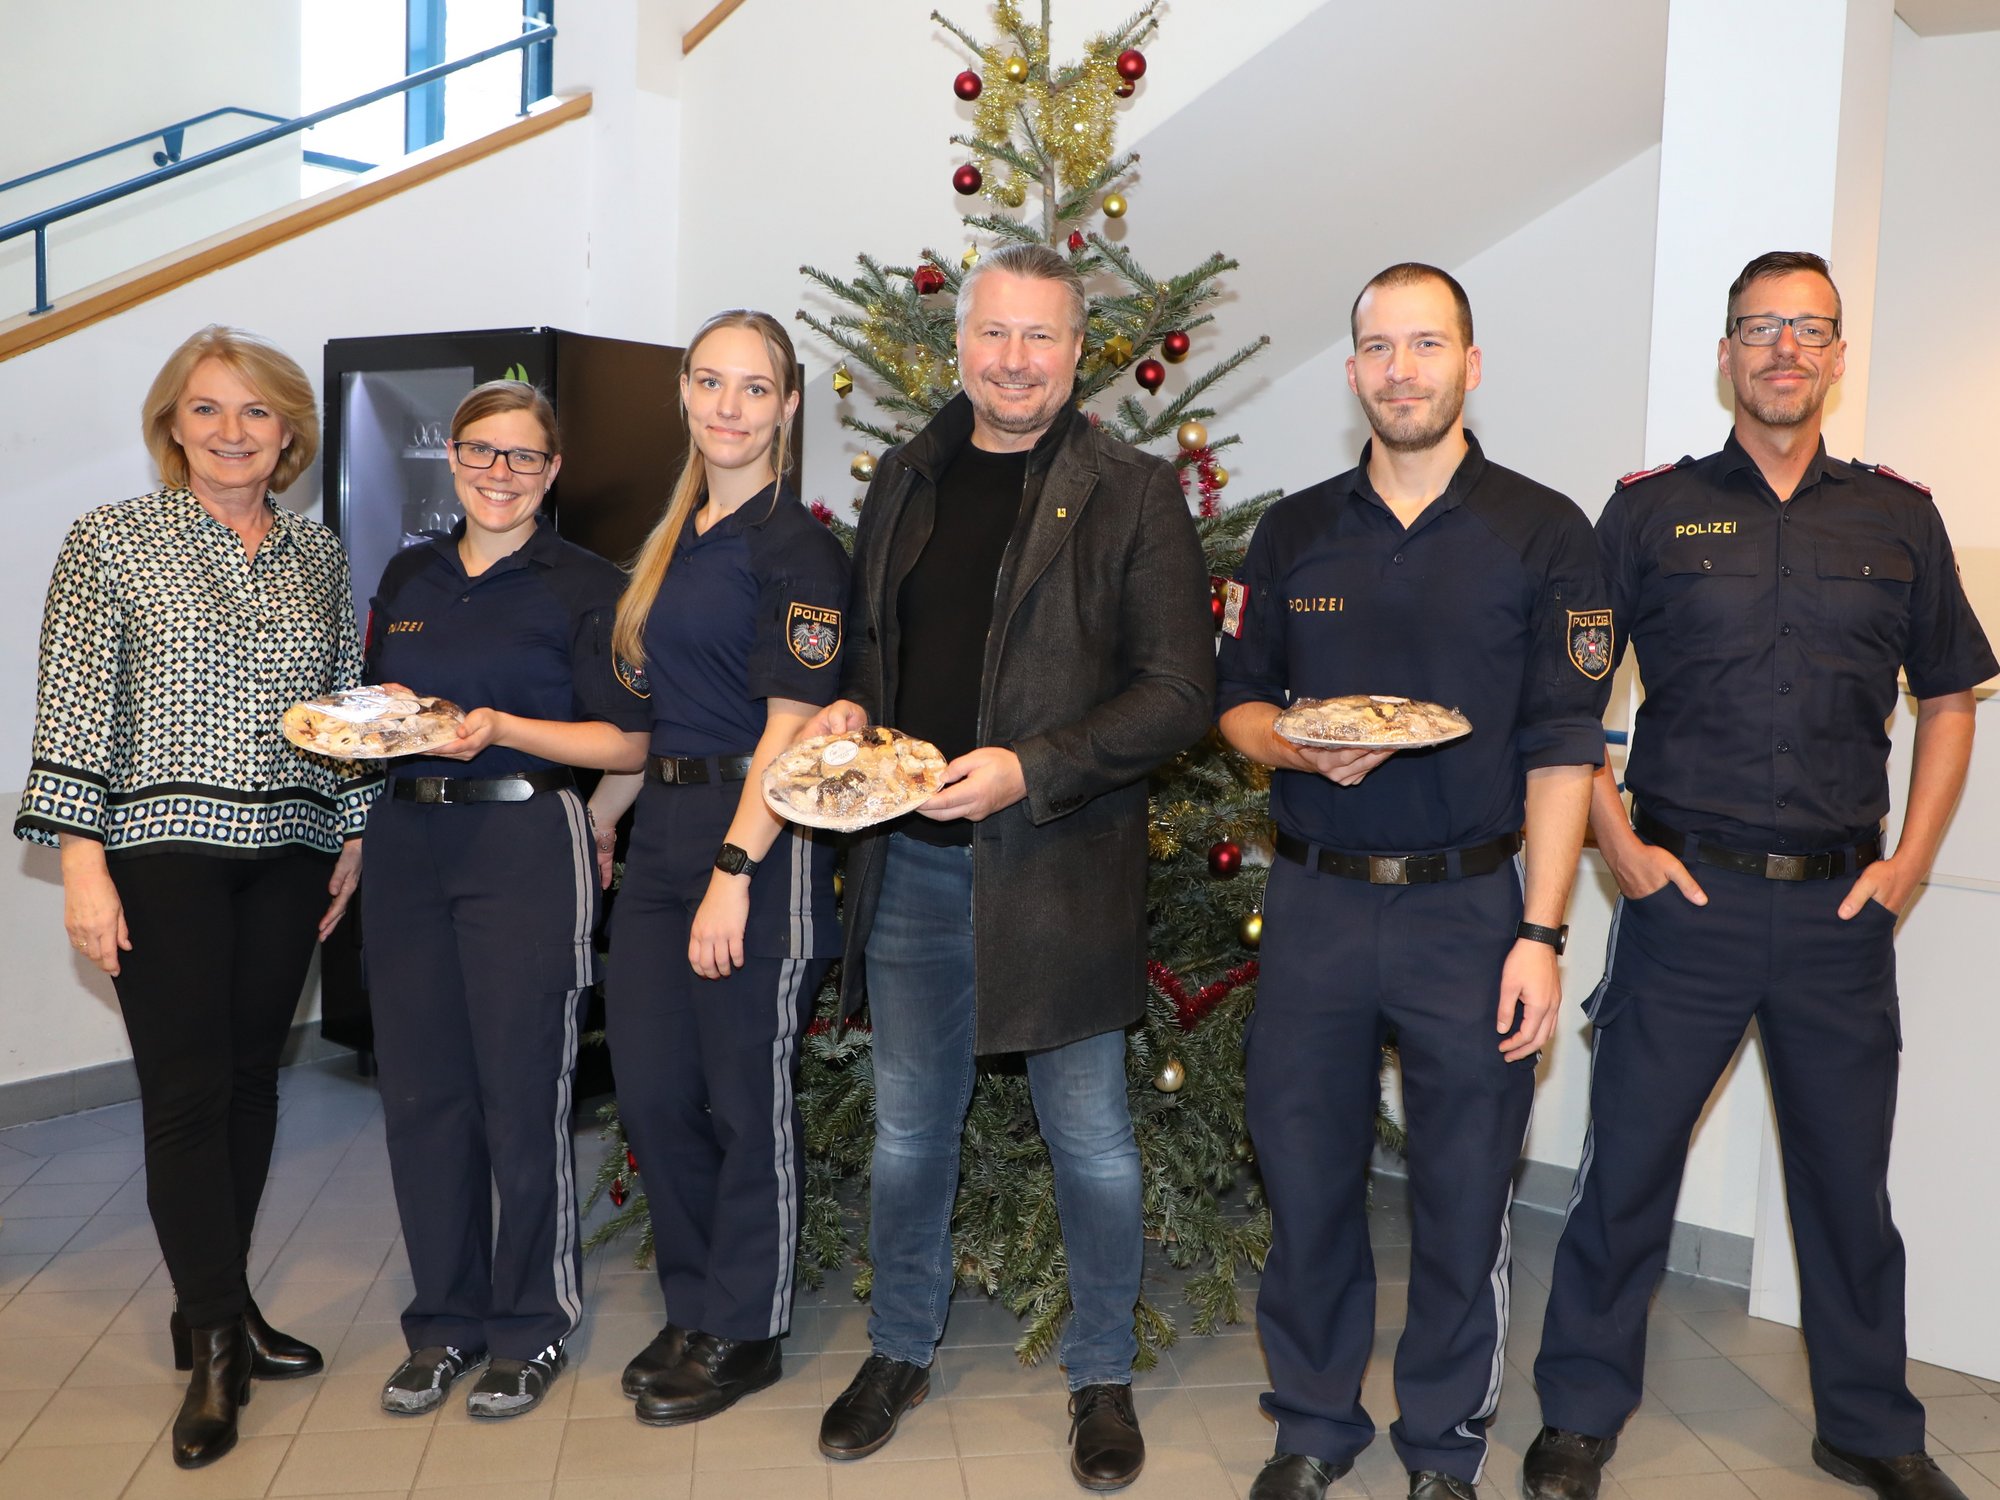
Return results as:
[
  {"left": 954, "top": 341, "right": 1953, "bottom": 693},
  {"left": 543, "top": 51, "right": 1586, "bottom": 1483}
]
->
[{"left": 1516, "top": 920, "right": 1568, "bottom": 954}]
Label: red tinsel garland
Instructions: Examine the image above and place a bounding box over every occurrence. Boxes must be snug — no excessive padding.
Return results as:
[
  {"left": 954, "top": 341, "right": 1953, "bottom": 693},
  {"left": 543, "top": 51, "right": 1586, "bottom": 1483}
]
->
[
  {"left": 1149, "top": 957, "right": 1258, "bottom": 1030},
  {"left": 1175, "top": 444, "right": 1224, "bottom": 518}
]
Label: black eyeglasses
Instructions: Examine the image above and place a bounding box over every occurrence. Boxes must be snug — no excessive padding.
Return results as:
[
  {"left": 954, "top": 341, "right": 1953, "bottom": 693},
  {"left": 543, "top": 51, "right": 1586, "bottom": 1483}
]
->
[
  {"left": 451, "top": 439, "right": 552, "bottom": 475},
  {"left": 1731, "top": 314, "right": 1839, "bottom": 349}
]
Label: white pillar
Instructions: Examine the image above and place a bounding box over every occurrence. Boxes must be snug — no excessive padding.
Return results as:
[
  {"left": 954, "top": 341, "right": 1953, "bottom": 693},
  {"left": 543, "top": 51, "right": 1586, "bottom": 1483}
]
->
[{"left": 1636, "top": 0, "right": 1897, "bottom": 1327}]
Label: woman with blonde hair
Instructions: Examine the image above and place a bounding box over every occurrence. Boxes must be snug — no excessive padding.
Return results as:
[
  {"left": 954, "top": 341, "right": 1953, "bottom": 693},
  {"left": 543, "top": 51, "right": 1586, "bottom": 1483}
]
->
[
  {"left": 585, "top": 309, "right": 847, "bottom": 1425},
  {"left": 15, "top": 325, "right": 379, "bottom": 1468},
  {"left": 360, "top": 380, "right": 651, "bottom": 1420}
]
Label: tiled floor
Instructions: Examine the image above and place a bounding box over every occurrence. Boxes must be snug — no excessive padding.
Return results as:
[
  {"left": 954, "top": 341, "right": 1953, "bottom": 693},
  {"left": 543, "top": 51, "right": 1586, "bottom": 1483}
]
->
[{"left": 1, "top": 1064, "right": 1997, "bottom": 1500}]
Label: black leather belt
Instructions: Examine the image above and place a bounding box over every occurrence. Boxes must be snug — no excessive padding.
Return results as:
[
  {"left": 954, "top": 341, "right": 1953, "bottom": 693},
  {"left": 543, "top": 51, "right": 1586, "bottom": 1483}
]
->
[
  {"left": 652, "top": 754, "right": 754, "bottom": 786},
  {"left": 391, "top": 768, "right": 574, "bottom": 804},
  {"left": 1633, "top": 808, "right": 1880, "bottom": 882},
  {"left": 1274, "top": 829, "right": 1521, "bottom": 885}
]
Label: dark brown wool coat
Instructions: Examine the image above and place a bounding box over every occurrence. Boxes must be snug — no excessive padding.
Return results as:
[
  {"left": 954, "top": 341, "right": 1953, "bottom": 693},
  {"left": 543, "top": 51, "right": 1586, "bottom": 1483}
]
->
[{"left": 836, "top": 393, "right": 1216, "bottom": 1053}]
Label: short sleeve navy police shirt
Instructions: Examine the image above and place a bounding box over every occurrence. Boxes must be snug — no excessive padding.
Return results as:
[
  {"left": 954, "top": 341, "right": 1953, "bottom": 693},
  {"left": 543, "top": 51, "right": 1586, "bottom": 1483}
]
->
[
  {"left": 1216, "top": 434, "right": 1614, "bottom": 854},
  {"left": 640, "top": 485, "right": 851, "bottom": 757},
  {"left": 1598, "top": 434, "right": 1996, "bottom": 851},
  {"left": 365, "top": 518, "right": 650, "bottom": 778}
]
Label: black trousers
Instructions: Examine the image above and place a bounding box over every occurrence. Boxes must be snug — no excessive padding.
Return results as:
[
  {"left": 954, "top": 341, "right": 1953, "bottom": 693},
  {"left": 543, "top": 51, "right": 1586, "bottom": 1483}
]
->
[{"left": 107, "top": 849, "right": 332, "bottom": 1327}]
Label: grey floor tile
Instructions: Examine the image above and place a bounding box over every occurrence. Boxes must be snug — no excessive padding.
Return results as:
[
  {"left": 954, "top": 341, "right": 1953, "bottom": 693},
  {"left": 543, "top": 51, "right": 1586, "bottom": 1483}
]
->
[
  {"left": 1644, "top": 1356, "right": 1778, "bottom": 1416},
  {"left": 0, "top": 1178, "right": 124, "bottom": 1218},
  {"left": 1925, "top": 1394, "right": 2000, "bottom": 1455},
  {"left": 0, "top": 1114, "right": 129, "bottom": 1157}
]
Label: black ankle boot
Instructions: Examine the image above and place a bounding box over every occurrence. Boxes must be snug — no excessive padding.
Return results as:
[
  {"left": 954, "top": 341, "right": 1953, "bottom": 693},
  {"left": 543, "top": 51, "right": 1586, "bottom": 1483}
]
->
[
  {"left": 172, "top": 1320, "right": 252, "bottom": 1469},
  {"left": 172, "top": 1300, "right": 323, "bottom": 1379}
]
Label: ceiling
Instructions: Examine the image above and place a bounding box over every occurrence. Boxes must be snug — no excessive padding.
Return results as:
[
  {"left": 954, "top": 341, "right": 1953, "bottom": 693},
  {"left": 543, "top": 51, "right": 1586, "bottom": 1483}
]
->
[{"left": 1896, "top": 0, "right": 2000, "bottom": 34}]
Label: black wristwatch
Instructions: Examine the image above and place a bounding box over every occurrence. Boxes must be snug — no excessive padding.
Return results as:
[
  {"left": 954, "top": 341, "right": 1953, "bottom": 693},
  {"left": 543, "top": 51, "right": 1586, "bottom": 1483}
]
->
[
  {"left": 714, "top": 842, "right": 759, "bottom": 878},
  {"left": 1516, "top": 921, "right": 1568, "bottom": 955}
]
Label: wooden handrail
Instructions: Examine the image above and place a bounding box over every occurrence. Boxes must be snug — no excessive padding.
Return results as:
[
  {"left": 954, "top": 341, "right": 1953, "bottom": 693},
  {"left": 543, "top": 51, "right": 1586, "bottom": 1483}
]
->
[
  {"left": 0, "top": 92, "right": 593, "bottom": 365},
  {"left": 683, "top": 0, "right": 749, "bottom": 54}
]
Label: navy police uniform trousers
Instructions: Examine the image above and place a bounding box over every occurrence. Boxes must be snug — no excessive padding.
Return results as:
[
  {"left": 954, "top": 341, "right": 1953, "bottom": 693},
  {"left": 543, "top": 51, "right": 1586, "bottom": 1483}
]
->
[
  {"left": 1536, "top": 861, "right": 1922, "bottom": 1456},
  {"left": 362, "top": 782, "right": 599, "bottom": 1360},
  {"left": 605, "top": 773, "right": 828, "bottom": 1342},
  {"left": 1250, "top": 853, "right": 1533, "bottom": 1482}
]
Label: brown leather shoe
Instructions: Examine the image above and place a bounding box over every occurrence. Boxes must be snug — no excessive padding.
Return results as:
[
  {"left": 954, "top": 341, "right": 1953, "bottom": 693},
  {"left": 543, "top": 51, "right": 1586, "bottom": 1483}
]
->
[
  {"left": 1813, "top": 1438, "right": 1969, "bottom": 1499},
  {"left": 1068, "top": 1382, "right": 1144, "bottom": 1491}
]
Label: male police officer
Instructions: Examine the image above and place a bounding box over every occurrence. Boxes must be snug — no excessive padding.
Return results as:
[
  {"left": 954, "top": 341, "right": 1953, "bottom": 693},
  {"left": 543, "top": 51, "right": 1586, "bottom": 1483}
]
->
[
  {"left": 1218, "top": 263, "right": 1613, "bottom": 1500},
  {"left": 1525, "top": 251, "right": 1995, "bottom": 1500},
  {"left": 805, "top": 243, "right": 1214, "bottom": 1492}
]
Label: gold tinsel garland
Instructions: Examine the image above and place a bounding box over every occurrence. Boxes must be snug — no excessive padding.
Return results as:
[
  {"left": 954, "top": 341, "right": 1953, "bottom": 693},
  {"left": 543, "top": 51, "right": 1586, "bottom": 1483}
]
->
[{"left": 968, "top": 2, "right": 1121, "bottom": 209}]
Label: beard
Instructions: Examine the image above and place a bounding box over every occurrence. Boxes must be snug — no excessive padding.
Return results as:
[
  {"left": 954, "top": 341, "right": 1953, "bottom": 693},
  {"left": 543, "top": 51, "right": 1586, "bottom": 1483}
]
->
[
  {"left": 967, "top": 369, "right": 1072, "bottom": 437},
  {"left": 1361, "top": 376, "right": 1466, "bottom": 454},
  {"left": 1735, "top": 360, "right": 1826, "bottom": 429}
]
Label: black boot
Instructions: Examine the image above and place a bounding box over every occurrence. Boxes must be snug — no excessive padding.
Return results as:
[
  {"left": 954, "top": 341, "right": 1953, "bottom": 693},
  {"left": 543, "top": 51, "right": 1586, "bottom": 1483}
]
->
[
  {"left": 634, "top": 1333, "right": 782, "bottom": 1425},
  {"left": 173, "top": 1300, "right": 323, "bottom": 1379},
  {"left": 171, "top": 1320, "right": 252, "bottom": 1469}
]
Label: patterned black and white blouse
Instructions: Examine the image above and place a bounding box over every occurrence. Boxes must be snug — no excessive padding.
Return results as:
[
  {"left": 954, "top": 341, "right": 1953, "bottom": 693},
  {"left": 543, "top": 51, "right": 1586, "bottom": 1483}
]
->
[{"left": 15, "top": 487, "right": 383, "bottom": 858}]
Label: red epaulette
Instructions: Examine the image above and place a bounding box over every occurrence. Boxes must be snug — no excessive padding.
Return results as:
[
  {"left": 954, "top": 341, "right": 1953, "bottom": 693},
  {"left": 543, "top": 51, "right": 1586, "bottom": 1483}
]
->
[
  {"left": 1615, "top": 457, "right": 1691, "bottom": 489},
  {"left": 1854, "top": 460, "right": 1932, "bottom": 496}
]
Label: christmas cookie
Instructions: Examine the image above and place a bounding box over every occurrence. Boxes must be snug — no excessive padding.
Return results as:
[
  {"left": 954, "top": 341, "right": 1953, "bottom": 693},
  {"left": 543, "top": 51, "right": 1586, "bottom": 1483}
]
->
[
  {"left": 763, "top": 727, "right": 948, "bottom": 831},
  {"left": 1274, "top": 694, "right": 1472, "bottom": 750}
]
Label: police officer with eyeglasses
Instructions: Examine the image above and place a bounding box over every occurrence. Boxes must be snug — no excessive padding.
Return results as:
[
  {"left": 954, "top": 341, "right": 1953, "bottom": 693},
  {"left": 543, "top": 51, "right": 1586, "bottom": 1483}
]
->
[{"left": 1524, "top": 251, "right": 1996, "bottom": 1500}]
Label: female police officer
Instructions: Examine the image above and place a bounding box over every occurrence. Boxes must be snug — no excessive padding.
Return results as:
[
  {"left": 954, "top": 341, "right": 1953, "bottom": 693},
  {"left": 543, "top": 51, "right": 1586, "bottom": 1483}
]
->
[
  {"left": 363, "top": 381, "right": 651, "bottom": 1419},
  {"left": 585, "top": 310, "right": 848, "bottom": 1425}
]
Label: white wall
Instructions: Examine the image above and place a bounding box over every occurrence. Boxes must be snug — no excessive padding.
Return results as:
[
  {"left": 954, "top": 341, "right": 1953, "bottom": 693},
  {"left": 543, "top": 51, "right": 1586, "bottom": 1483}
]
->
[{"left": 0, "top": 2, "right": 302, "bottom": 313}]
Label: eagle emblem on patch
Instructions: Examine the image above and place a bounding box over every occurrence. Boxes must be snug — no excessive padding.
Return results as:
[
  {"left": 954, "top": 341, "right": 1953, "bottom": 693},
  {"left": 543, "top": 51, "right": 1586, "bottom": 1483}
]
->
[
  {"left": 787, "top": 602, "right": 842, "bottom": 668},
  {"left": 1567, "top": 610, "right": 1614, "bottom": 680},
  {"left": 614, "top": 654, "right": 651, "bottom": 698}
]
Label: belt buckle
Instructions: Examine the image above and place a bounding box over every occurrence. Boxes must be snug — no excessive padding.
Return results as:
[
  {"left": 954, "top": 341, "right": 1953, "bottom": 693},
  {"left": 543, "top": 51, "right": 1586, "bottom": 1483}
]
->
[
  {"left": 1763, "top": 853, "right": 1807, "bottom": 881},
  {"left": 415, "top": 779, "right": 448, "bottom": 804},
  {"left": 1368, "top": 855, "right": 1409, "bottom": 886}
]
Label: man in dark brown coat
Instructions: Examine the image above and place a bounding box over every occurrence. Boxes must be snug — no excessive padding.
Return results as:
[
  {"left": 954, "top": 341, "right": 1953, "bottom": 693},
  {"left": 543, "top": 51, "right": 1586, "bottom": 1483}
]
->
[{"left": 806, "top": 243, "right": 1214, "bottom": 1492}]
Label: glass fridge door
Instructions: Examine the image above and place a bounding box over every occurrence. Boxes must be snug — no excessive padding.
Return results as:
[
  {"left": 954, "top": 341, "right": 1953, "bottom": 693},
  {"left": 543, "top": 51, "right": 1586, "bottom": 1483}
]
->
[{"left": 337, "top": 365, "right": 475, "bottom": 620}]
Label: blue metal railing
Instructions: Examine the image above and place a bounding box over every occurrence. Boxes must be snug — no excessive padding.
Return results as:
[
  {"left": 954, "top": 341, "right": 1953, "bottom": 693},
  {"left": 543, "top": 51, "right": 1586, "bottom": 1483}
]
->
[{"left": 0, "top": 18, "right": 555, "bottom": 318}]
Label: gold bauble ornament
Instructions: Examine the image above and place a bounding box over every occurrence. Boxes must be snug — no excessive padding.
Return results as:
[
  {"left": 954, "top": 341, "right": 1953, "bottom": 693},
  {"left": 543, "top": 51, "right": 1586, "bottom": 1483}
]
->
[
  {"left": 1101, "top": 192, "right": 1127, "bottom": 219},
  {"left": 1212, "top": 465, "right": 1230, "bottom": 489},
  {"left": 1003, "top": 55, "right": 1029, "bottom": 83},
  {"left": 831, "top": 363, "right": 853, "bottom": 399},
  {"left": 961, "top": 245, "right": 980, "bottom": 270},
  {"left": 1153, "top": 1058, "right": 1186, "bottom": 1093},
  {"left": 1176, "top": 420, "right": 1208, "bottom": 453},
  {"left": 1239, "top": 910, "right": 1263, "bottom": 949},
  {"left": 1102, "top": 334, "right": 1134, "bottom": 367},
  {"left": 850, "top": 453, "right": 877, "bottom": 482},
  {"left": 1233, "top": 1136, "right": 1255, "bottom": 1162}
]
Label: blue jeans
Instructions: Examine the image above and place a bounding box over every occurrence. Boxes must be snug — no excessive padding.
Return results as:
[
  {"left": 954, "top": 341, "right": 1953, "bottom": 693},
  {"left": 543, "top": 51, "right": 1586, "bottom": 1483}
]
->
[{"left": 864, "top": 834, "right": 1142, "bottom": 1388}]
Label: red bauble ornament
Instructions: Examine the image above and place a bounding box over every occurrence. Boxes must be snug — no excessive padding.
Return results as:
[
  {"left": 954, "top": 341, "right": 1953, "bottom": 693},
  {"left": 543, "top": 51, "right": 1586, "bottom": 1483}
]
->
[
  {"left": 1162, "top": 329, "right": 1192, "bottom": 363},
  {"left": 609, "top": 1178, "right": 628, "bottom": 1207},
  {"left": 913, "top": 263, "right": 946, "bottom": 296},
  {"left": 1116, "top": 48, "right": 1147, "bottom": 80},
  {"left": 1134, "top": 358, "right": 1166, "bottom": 393},
  {"left": 952, "top": 163, "right": 983, "bottom": 195},
  {"left": 954, "top": 69, "right": 983, "bottom": 101},
  {"left": 1208, "top": 839, "right": 1243, "bottom": 878},
  {"left": 1114, "top": 80, "right": 1135, "bottom": 99},
  {"left": 1211, "top": 595, "right": 1225, "bottom": 626},
  {"left": 1068, "top": 229, "right": 1086, "bottom": 253},
  {"left": 626, "top": 1148, "right": 638, "bottom": 1173}
]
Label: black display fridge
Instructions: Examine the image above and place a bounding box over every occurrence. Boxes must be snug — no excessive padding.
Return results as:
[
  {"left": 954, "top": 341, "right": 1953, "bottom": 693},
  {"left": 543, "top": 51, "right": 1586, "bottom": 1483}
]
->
[{"left": 316, "top": 326, "right": 690, "bottom": 1084}]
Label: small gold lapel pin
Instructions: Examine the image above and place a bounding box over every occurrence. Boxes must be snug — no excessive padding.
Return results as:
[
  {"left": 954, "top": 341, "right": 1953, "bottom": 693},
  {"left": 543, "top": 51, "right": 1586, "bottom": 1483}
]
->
[{"left": 1056, "top": 507, "right": 1068, "bottom": 519}]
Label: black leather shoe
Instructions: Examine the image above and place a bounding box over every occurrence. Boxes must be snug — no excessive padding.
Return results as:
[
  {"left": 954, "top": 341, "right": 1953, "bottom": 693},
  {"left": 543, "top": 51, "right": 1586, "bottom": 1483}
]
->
[
  {"left": 1409, "top": 1472, "right": 1477, "bottom": 1500},
  {"left": 1813, "top": 1438, "right": 1969, "bottom": 1499},
  {"left": 172, "top": 1299, "right": 324, "bottom": 1379},
  {"left": 621, "top": 1322, "right": 688, "bottom": 1398},
  {"left": 1247, "top": 1451, "right": 1354, "bottom": 1500},
  {"left": 1069, "top": 1382, "right": 1145, "bottom": 1491},
  {"left": 819, "top": 1353, "right": 932, "bottom": 1459},
  {"left": 1523, "top": 1425, "right": 1619, "bottom": 1499},
  {"left": 171, "top": 1320, "right": 252, "bottom": 1469},
  {"left": 634, "top": 1332, "right": 781, "bottom": 1425}
]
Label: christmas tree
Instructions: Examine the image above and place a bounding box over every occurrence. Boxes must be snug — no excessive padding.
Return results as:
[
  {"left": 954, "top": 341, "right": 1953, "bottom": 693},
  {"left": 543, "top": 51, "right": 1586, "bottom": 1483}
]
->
[{"left": 588, "top": 0, "right": 1404, "bottom": 1368}]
